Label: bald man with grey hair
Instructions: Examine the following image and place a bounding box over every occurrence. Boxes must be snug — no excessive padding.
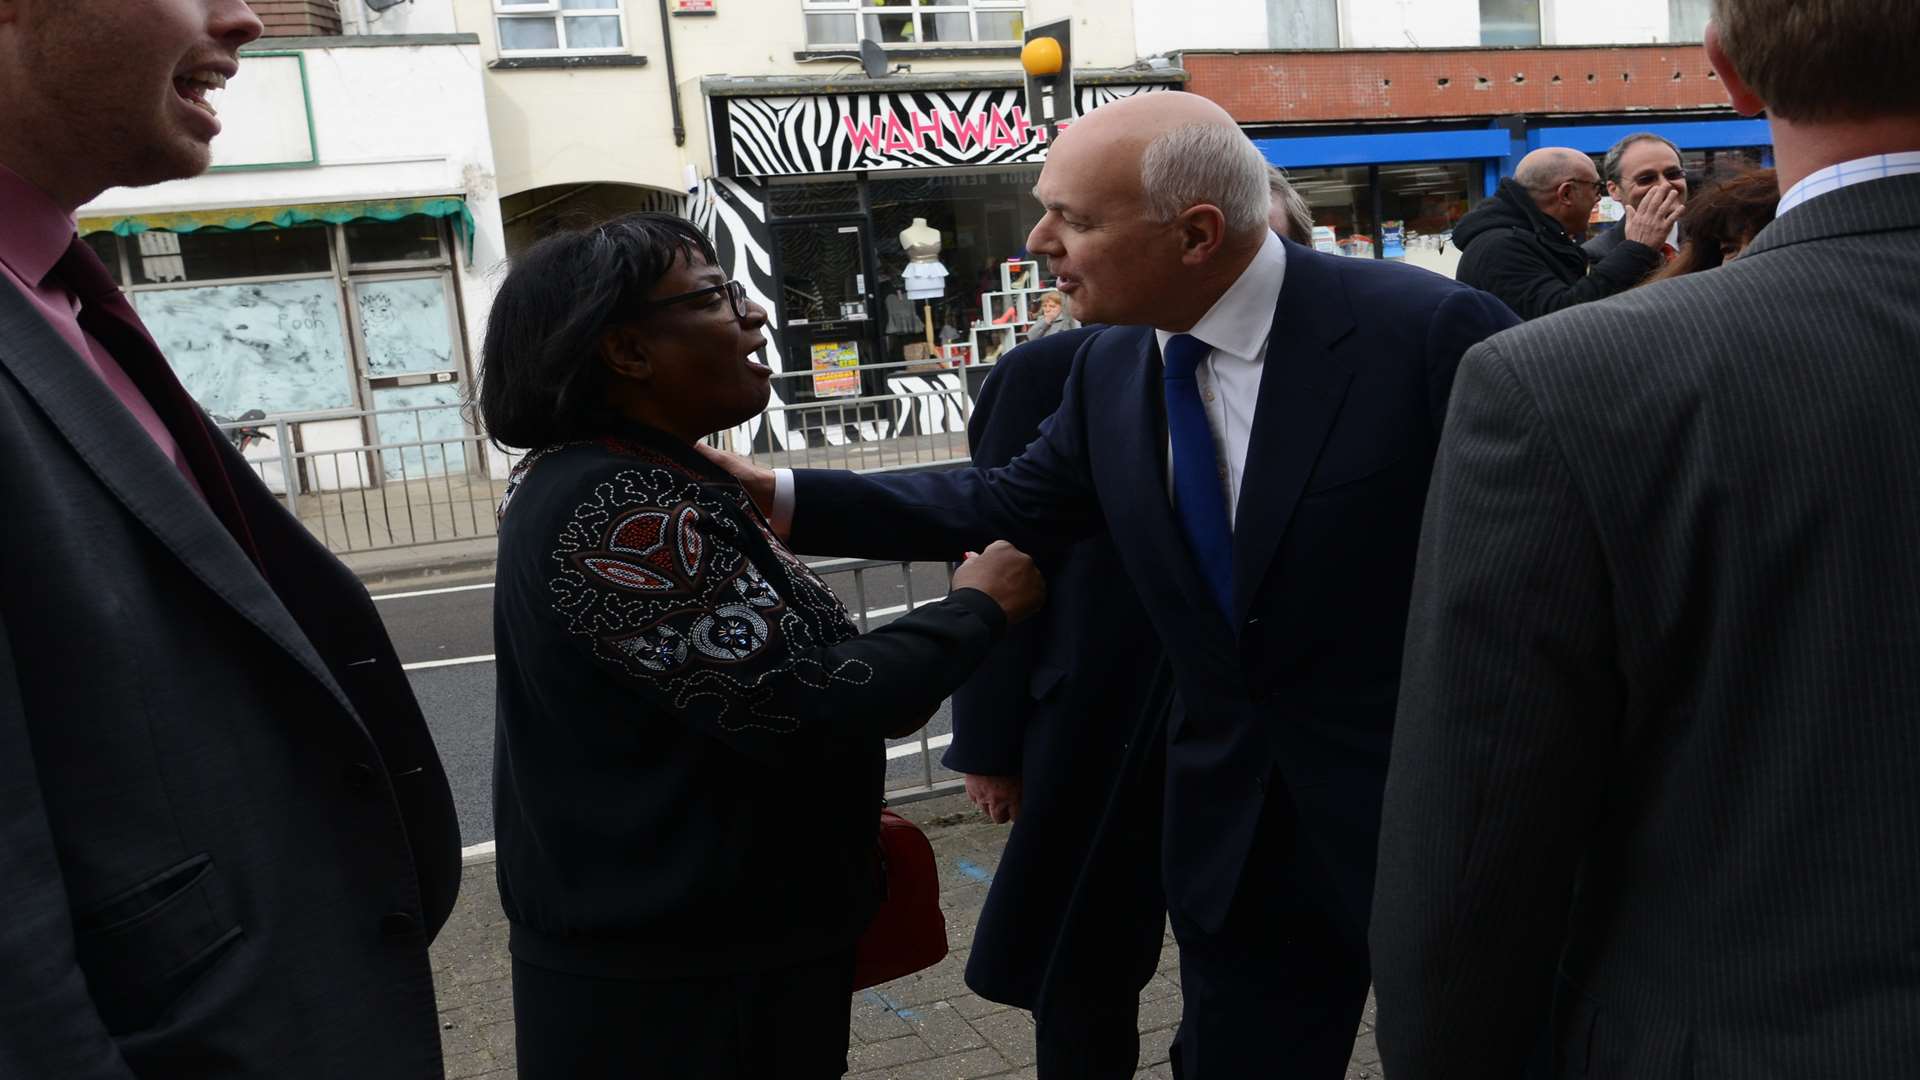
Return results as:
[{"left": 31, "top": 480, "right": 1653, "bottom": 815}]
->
[
  {"left": 697, "top": 89, "right": 1518, "bottom": 1079},
  {"left": 1453, "top": 145, "right": 1682, "bottom": 319}
]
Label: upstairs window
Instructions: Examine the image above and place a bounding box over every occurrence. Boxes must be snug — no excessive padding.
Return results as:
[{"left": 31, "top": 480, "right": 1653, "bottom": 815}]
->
[
  {"left": 803, "top": 0, "right": 1026, "bottom": 49},
  {"left": 1480, "top": 0, "right": 1540, "bottom": 45},
  {"left": 495, "top": 0, "right": 626, "bottom": 54}
]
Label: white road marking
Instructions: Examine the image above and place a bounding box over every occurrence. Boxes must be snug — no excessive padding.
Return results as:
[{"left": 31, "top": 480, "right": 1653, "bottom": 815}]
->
[
  {"left": 372, "top": 582, "right": 497, "bottom": 602},
  {"left": 461, "top": 840, "right": 496, "bottom": 862},
  {"left": 886, "top": 732, "right": 952, "bottom": 760},
  {"left": 402, "top": 654, "right": 496, "bottom": 672}
]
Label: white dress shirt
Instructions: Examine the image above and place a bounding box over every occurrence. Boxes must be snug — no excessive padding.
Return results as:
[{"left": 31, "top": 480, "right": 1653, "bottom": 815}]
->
[
  {"left": 1157, "top": 229, "right": 1287, "bottom": 526},
  {"left": 770, "top": 229, "right": 1289, "bottom": 532},
  {"left": 1776, "top": 151, "right": 1920, "bottom": 219}
]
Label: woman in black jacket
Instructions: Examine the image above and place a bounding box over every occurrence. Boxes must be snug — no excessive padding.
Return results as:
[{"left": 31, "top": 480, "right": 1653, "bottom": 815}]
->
[{"left": 476, "top": 213, "right": 1041, "bottom": 1079}]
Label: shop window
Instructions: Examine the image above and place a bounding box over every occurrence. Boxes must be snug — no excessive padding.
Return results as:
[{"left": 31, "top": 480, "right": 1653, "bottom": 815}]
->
[
  {"left": 130, "top": 224, "right": 332, "bottom": 286},
  {"left": 1668, "top": 0, "right": 1711, "bottom": 41},
  {"left": 346, "top": 215, "right": 447, "bottom": 267},
  {"left": 867, "top": 167, "right": 1040, "bottom": 360},
  {"left": 769, "top": 178, "right": 862, "bottom": 217},
  {"left": 1377, "top": 162, "right": 1474, "bottom": 274},
  {"left": 495, "top": 0, "right": 625, "bottom": 54},
  {"left": 1480, "top": 0, "right": 1540, "bottom": 45},
  {"left": 130, "top": 279, "right": 356, "bottom": 416},
  {"left": 802, "top": 0, "right": 1026, "bottom": 48},
  {"left": 1289, "top": 166, "right": 1376, "bottom": 257},
  {"left": 82, "top": 232, "right": 123, "bottom": 286},
  {"left": 1270, "top": 0, "right": 1338, "bottom": 48}
]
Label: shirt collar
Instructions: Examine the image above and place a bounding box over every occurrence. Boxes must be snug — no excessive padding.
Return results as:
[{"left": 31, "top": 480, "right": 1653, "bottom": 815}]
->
[
  {"left": 0, "top": 164, "right": 79, "bottom": 289},
  {"left": 1156, "top": 229, "right": 1288, "bottom": 361},
  {"left": 1776, "top": 151, "right": 1920, "bottom": 219}
]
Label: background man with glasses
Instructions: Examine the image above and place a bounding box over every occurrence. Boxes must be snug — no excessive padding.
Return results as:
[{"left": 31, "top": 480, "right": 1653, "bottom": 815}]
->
[
  {"left": 1453, "top": 146, "right": 1683, "bottom": 319},
  {"left": 1586, "top": 132, "right": 1693, "bottom": 262}
]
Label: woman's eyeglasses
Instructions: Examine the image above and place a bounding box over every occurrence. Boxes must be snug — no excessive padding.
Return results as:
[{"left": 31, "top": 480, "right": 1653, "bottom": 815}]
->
[{"left": 644, "top": 279, "right": 751, "bottom": 320}]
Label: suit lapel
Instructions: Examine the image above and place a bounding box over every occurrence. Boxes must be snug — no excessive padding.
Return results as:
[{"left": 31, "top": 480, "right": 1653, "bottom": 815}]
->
[
  {"left": 1230, "top": 246, "right": 1357, "bottom": 626},
  {"left": 0, "top": 283, "right": 360, "bottom": 722}
]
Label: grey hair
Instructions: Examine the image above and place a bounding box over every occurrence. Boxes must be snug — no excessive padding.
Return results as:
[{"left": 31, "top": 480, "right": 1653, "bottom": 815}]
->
[
  {"left": 1140, "top": 123, "right": 1273, "bottom": 234},
  {"left": 1267, "top": 166, "right": 1314, "bottom": 244},
  {"left": 1600, "top": 132, "right": 1682, "bottom": 184}
]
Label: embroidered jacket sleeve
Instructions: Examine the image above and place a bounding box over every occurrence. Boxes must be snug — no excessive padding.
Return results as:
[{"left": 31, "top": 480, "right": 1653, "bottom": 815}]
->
[{"left": 543, "top": 463, "right": 1005, "bottom": 766}]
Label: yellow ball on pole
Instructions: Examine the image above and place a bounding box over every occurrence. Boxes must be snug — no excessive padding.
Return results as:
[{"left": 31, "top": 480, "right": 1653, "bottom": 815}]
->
[{"left": 1021, "top": 36, "right": 1063, "bottom": 77}]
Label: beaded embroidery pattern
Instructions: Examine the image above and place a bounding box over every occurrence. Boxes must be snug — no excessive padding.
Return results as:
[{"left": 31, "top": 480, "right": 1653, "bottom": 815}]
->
[{"left": 528, "top": 444, "right": 869, "bottom": 734}]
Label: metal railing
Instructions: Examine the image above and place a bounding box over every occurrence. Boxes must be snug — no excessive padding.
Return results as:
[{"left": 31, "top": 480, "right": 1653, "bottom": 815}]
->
[
  {"left": 708, "top": 357, "right": 991, "bottom": 473},
  {"left": 215, "top": 403, "right": 511, "bottom": 556},
  {"left": 212, "top": 359, "right": 996, "bottom": 558}
]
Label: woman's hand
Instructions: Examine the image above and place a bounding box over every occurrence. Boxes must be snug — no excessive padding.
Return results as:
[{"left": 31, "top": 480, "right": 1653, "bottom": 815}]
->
[{"left": 951, "top": 541, "right": 1045, "bottom": 624}]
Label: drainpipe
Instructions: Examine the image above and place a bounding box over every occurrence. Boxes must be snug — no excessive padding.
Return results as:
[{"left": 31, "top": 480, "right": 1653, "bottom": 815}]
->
[{"left": 656, "top": 0, "right": 687, "bottom": 146}]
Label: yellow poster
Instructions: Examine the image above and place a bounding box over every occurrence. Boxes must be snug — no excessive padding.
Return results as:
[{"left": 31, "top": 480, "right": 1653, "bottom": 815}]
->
[{"left": 810, "top": 340, "right": 862, "bottom": 399}]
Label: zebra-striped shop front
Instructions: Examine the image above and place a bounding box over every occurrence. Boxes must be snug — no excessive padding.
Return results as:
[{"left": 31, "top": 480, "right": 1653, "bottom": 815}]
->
[{"left": 700, "top": 71, "right": 1179, "bottom": 461}]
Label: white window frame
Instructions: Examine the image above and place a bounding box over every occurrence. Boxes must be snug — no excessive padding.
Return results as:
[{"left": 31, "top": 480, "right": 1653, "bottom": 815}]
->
[
  {"left": 801, "top": 0, "right": 1026, "bottom": 49},
  {"left": 493, "top": 0, "right": 630, "bottom": 57}
]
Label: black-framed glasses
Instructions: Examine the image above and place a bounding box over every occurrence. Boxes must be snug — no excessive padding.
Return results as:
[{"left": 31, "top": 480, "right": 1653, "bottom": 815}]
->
[
  {"left": 645, "top": 279, "right": 751, "bottom": 320},
  {"left": 1630, "top": 167, "right": 1689, "bottom": 187},
  {"left": 1567, "top": 178, "right": 1607, "bottom": 197}
]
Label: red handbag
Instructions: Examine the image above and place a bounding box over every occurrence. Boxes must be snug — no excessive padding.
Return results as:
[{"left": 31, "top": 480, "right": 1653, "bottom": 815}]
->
[{"left": 852, "top": 808, "right": 949, "bottom": 991}]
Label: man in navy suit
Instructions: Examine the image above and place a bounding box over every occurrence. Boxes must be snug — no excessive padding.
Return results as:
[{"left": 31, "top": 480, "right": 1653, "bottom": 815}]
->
[
  {"left": 946, "top": 323, "right": 1170, "bottom": 1079},
  {"left": 703, "top": 91, "right": 1518, "bottom": 1077}
]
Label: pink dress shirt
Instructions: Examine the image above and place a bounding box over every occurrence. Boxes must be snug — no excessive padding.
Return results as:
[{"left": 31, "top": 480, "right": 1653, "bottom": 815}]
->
[{"left": 0, "top": 164, "right": 199, "bottom": 489}]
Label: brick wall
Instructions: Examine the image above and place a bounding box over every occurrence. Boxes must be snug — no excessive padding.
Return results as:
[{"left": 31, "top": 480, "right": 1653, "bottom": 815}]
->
[
  {"left": 248, "top": 0, "right": 343, "bottom": 37},
  {"left": 1184, "top": 46, "right": 1732, "bottom": 125}
]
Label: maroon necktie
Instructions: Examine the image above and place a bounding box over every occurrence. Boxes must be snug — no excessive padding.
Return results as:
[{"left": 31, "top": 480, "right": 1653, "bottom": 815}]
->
[{"left": 49, "top": 236, "right": 266, "bottom": 570}]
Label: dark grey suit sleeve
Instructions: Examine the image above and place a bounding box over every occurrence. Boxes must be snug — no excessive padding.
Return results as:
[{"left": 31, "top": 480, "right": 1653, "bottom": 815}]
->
[
  {"left": 0, "top": 611, "right": 141, "bottom": 1078},
  {"left": 1370, "top": 339, "right": 1623, "bottom": 1078}
]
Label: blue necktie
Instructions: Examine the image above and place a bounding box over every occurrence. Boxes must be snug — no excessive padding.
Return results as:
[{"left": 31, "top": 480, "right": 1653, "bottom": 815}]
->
[{"left": 1162, "top": 333, "right": 1233, "bottom": 618}]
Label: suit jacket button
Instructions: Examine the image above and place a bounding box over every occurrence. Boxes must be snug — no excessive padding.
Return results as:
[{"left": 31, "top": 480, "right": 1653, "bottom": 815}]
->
[
  {"left": 346, "top": 763, "right": 377, "bottom": 791},
  {"left": 380, "top": 912, "right": 417, "bottom": 939}
]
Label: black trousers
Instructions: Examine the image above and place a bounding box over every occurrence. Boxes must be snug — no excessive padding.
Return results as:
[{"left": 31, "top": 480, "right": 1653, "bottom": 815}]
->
[
  {"left": 512, "top": 949, "right": 857, "bottom": 1080},
  {"left": 1168, "top": 772, "right": 1372, "bottom": 1080}
]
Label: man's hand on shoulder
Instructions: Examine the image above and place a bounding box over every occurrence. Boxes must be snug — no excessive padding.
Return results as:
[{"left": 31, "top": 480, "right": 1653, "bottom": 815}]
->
[
  {"left": 965, "top": 773, "right": 1023, "bottom": 824},
  {"left": 694, "top": 444, "right": 778, "bottom": 522}
]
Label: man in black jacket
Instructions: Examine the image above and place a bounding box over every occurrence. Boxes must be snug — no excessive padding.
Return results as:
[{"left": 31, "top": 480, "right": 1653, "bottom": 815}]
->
[
  {"left": 947, "top": 324, "right": 1169, "bottom": 1079},
  {"left": 1454, "top": 147, "right": 1681, "bottom": 319}
]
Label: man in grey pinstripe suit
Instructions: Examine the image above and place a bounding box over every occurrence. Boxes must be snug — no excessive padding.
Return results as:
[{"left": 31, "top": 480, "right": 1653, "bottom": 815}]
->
[{"left": 1371, "top": 0, "right": 1920, "bottom": 1076}]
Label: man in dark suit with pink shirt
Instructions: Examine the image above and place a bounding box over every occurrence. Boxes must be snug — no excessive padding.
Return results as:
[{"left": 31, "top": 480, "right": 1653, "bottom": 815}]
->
[{"left": 0, "top": 3, "right": 460, "bottom": 1076}]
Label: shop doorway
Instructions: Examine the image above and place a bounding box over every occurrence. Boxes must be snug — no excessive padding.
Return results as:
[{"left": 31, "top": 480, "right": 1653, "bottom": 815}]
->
[{"left": 772, "top": 217, "right": 884, "bottom": 413}]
